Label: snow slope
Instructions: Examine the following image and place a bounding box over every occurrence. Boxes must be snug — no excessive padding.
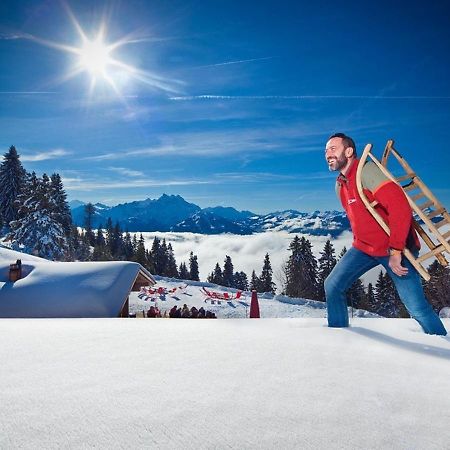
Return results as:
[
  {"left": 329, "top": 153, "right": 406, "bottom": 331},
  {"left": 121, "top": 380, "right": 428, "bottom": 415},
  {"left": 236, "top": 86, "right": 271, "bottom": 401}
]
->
[
  {"left": 130, "top": 276, "right": 377, "bottom": 319},
  {"left": 0, "top": 318, "right": 448, "bottom": 449}
]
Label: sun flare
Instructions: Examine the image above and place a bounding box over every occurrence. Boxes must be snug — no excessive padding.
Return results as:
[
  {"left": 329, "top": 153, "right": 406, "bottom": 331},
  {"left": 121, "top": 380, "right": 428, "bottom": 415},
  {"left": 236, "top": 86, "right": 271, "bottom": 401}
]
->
[
  {"left": 23, "top": 4, "right": 181, "bottom": 100},
  {"left": 78, "top": 38, "right": 112, "bottom": 75}
]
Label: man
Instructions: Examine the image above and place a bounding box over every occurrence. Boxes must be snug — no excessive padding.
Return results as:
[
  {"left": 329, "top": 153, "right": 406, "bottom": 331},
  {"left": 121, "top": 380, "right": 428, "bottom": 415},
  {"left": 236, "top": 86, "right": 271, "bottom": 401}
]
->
[{"left": 324, "top": 132, "right": 446, "bottom": 335}]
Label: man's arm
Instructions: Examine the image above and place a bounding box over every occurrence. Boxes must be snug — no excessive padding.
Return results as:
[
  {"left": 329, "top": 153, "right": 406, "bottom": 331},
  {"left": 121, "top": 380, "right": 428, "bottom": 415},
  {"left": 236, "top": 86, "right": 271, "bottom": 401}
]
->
[{"left": 362, "top": 162, "right": 412, "bottom": 276}]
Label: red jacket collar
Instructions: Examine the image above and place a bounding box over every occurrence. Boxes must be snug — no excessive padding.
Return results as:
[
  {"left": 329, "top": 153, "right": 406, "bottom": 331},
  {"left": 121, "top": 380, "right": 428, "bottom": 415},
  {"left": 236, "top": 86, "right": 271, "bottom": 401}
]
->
[{"left": 338, "top": 158, "right": 359, "bottom": 183}]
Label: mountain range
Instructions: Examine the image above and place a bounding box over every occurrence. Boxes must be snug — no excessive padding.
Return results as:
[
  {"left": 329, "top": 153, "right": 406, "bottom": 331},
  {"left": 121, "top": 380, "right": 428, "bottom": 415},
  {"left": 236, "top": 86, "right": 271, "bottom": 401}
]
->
[{"left": 70, "top": 194, "right": 349, "bottom": 237}]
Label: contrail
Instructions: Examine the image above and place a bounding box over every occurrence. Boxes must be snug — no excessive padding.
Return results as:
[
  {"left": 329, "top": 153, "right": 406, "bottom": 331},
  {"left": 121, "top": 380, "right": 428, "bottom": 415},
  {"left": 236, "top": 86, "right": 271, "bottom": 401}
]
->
[
  {"left": 192, "top": 57, "right": 274, "bottom": 69},
  {"left": 170, "top": 94, "right": 450, "bottom": 101},
  {"left": 0, "top": 91, "right": 57, "bottom": 95}
]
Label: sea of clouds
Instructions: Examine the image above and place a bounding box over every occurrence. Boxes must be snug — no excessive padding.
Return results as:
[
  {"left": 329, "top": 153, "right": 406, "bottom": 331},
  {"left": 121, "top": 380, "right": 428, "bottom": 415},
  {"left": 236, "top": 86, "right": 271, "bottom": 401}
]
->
[{"left": 139, "top": 230, "right": 381, "bottom": 290}]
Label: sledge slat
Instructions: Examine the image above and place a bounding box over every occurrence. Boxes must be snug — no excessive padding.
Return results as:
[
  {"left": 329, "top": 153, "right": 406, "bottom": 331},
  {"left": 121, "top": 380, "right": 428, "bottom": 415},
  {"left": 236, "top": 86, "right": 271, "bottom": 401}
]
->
[
  {"left": 410, "top": 192, "right": 426, "bottom": 202},
  {"left": 403, "top": 183, "right": 417, "bottom": 192},
  {"left": 397, "top": 173, "right": 416, "bottom": 183},
  {"left": 416, "top": 244, "right": 447, "bottom": 263},
  {"left": 427, "top": 208, "right": 445, "bottom": 220},
  {"left": 418, "top": 200, "right": 434, "bottom": 211}
]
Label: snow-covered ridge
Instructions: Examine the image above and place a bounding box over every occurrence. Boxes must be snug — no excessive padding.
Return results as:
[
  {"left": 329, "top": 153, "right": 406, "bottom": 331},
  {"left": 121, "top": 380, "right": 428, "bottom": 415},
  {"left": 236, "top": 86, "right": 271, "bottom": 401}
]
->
[{"left": 70, "top": 195, "right": 349, "bottom": 236}]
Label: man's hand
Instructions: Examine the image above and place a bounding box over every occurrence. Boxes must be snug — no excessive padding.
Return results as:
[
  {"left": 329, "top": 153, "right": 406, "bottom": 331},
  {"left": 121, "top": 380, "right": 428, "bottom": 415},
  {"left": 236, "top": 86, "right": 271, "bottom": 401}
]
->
[{"left": 389, "top": 253, "right": 408, "bottom": 277}]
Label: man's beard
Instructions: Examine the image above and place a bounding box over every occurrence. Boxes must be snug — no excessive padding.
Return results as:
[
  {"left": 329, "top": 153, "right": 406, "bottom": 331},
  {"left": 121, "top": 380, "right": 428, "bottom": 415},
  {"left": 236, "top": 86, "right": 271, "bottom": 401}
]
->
[{"left": 327, "top": 153, "right": 348, "bottom": 172}]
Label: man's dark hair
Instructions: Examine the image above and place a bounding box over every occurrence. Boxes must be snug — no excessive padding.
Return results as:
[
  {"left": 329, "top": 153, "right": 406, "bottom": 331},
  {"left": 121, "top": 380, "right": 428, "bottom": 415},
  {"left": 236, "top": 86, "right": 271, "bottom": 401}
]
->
[{"left": 328, "top": 132, "right": 357, "bottom": 157}]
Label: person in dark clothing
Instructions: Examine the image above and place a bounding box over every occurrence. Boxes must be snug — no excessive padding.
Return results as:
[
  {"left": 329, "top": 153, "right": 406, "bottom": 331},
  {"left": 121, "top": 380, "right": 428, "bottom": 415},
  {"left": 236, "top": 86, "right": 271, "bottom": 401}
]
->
[
  {"left": 169, "top": 305, "right": 178, "bottom": 318},
  {"left": 190, "top": 307, "right": 199, "bottom": 318}
]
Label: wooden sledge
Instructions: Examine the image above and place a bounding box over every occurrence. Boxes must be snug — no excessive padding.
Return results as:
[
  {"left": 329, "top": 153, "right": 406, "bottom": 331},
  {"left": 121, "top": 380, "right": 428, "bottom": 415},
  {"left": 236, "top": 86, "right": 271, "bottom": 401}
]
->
[{"left": 356, "top": 140, "right": 450, "bottom": 281}]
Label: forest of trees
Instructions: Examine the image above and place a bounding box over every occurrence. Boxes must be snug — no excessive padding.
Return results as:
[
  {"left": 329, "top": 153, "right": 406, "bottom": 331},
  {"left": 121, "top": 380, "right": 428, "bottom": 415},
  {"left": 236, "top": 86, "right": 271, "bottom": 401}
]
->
[{"left": 0, "top": 145, "right": 449, "bottom": 318}]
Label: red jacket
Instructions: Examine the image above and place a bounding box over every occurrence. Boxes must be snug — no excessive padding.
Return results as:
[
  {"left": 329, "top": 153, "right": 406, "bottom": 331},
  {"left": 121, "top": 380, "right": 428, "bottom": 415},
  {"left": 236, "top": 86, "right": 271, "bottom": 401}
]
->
[{"left": 337, "top": 159, "right": 420, "bottom": 257}]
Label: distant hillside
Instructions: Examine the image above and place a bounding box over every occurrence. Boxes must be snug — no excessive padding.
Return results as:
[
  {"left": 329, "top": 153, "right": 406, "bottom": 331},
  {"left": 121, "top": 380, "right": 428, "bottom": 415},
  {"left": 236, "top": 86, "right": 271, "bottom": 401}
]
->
[{"left": 70, "top": 194, "right": 349, "bottom": 236}]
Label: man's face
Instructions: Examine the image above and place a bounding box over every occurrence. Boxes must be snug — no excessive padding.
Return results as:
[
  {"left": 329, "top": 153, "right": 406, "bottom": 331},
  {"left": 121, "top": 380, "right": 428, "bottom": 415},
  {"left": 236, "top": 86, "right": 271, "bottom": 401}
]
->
[{"left": 325, "top": 137, "right": 351, "bottom": 172}]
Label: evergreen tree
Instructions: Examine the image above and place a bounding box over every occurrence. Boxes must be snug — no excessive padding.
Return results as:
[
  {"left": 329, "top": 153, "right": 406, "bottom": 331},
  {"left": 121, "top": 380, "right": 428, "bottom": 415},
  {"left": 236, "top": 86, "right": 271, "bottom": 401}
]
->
[
  {"left": 285, "top": 235, "right": 302, "bottom": 297},
  {"left": 150, "top": 237, "right": 164, "bottom": 275},
  {"left": 146, "top": 248, "right": 155, "bottom": 274},
  {"left": 0, "top": 145, "right": 26, "bottom": 231},
  {"left": 233, "top": 271, "right": 249, "bottom": 291},
  {"left": 284, "top": 235, "right": 318, "bottom": 299},
  {"left": 91, "top": 225, "right": 112, "bottom": 261},
  {"left": 134, "top": 233, "right": 148, "bottom": 267},
  {"left": 123, "top": 231, "right": 134, "bottom": 260},
  {"left": 424, "top": 261, "right": 450, "bottom": 314},
  {"left": 317, "top": 240, "right": 337, "bottom": 301},
  {"left": 165, "top": 243, "right": 179, "bottom": 277},
  {"left": 260, "top": 253, "right": 276, "bottom": 293},
  {"left": 179, "top": 262, "right": 189, "bottom": 280},
  {"left": 132, "top": 233, "right": 138, "bottom": 253},
  {"left": 207, "top": 262, "right": 223, "bottom": 285},
  {"left": 9, "top": 172, "right": 69, "bottom": 260},
  {"left": 49, "top": 173, "right": 72, "bottom": 235},
  {"left": 385, "top": 273, "right": 408, "bottom": 317},
  {"left": 370, "top": 270, "right": 408, "bottom": 318},
  {"left": 95, "top": 224, "right": 106, "bottom": 247},
  {"left": 222, "top": 255, "right": 234, "bottom": 287},
  {"left": 337, "top": 247, "right": 347, "bottom": 260},
  {"left": 250, "top": 270, "right": 261, "bottom": 292},
  {"left": 376, "top": 272, "right": 404, "bottom": 317},
  {"left": 70, "top": 225, "right": 90, "bottom": 261},
  {"left": 109, "top": 221, "right": 123, "bottom": 258},
  {"left": 347, "top": 278, "right": 367, "bottom": 311},
  {"left": 84, "top": 203, "right": 96, "bottom": 247},
  {"left": 189, "top": 251, "right": 200, "bottom": 281},
  {"left": 372, "top": 270, "right": 387, "bottom": 315},
  {"left": 159, "top": 239, "right": 169, "bottom": 275},
  {"left": 366, "top": 283, "right": 376, "bottom": 312}
]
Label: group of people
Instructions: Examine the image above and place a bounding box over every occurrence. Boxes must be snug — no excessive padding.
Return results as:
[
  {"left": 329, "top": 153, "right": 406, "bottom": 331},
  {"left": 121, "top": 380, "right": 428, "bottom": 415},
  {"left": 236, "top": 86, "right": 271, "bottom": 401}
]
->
[
  {"left": 139, "top": 304, "right": 217, "bottom": 318},
  {"left": 169, "top": 304, "right": 217, "bottom": 319}
]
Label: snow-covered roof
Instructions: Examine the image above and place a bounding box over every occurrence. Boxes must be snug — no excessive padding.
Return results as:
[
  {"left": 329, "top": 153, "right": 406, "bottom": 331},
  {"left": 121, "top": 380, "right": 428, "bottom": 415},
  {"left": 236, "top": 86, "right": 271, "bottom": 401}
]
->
[{"left": 0, "top": 247, "right": 155, "bottom": 318}]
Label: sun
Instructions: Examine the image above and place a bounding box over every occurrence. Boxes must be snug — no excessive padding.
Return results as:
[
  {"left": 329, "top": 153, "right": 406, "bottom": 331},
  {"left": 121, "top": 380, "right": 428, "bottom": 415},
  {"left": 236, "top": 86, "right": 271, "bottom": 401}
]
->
[
  {"left": 24, "top": 4, "right": 182, "bottom": 99},
  {"left": 78, "top": 38, "right": 112, "bottom": 76}
]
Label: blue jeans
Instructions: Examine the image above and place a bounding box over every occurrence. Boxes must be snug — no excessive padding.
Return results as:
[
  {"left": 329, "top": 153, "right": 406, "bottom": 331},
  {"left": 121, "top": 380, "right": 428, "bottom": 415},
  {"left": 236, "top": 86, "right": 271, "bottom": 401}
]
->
[{"left": 324, "top": 247, "right": 447, "bottom": 335}]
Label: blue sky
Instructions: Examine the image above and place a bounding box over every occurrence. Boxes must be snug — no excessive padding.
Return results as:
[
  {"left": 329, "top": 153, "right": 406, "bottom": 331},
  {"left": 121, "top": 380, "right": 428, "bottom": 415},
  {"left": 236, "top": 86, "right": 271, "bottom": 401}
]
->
[{"left": 1, "top": 0, "right": 450, "bottom": 214}]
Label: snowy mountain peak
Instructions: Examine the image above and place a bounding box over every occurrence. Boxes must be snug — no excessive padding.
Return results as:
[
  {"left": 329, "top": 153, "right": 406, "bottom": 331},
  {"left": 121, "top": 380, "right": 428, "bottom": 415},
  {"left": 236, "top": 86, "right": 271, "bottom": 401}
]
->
[{"left": 70, "top": 195, "right": 349, "bottom": 236}]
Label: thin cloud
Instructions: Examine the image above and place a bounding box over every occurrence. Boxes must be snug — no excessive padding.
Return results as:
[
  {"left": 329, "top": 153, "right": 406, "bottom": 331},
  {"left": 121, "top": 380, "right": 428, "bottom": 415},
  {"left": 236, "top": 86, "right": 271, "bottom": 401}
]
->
[
  {"left": 80, "top": 121, "right": 381, "bottom": 162},
  {"left": 0, "top": 32, "right": 34, "bottom": 40},
  {"left": 21, "top": 149, "right": 72, "bottom": 162},
  {"left": 170, "top": 95, "right": 450, "bottom": 101},
  {"left": 0, "top": 91, "right": 57, "bottom": 95},
  {"left": 63, "top": 177, "right": 213, "bottom": 191},
  {"left": 80, "top": 128, "right": 309, "bottom": 162},
  {"left": 107, "top": 167, "right": 145, "bottom": 177}
]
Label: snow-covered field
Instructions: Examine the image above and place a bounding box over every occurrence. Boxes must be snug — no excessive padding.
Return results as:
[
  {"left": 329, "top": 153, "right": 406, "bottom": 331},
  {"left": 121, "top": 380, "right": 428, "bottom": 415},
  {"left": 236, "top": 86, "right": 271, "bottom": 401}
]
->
[
  {"left": 130, "top": 276, "right": 376, "bottom": 319},
  {"left": 1, "top": 318, "right": 449, "bottom": 449}
]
